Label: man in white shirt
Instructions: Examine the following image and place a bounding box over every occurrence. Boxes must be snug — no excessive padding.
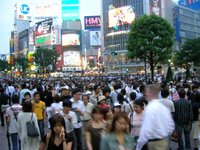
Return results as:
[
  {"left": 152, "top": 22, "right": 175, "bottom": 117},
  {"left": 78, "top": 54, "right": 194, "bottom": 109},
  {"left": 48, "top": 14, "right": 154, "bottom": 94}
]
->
[
  {"left": 136, "top": 84, "right": 174, "bottom": 150},
  {"left": 19, "top": 84, "right": 31, "bottom": 104},
  {"left": 70, "top": 88, "right": 85, "bottom": 150}
]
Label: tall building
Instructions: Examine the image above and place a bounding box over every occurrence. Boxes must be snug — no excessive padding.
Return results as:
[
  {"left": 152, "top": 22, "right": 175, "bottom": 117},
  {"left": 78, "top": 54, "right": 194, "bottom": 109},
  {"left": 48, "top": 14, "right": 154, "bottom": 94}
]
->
[
  {"left": 174, "top": 3, "right": 200, "bottom": 50},
  {"left": 101, "top": 0, "right": 173, "bottom": 74},
  {"left": 178, "top": 0, "right": 200, "bottom": 10}
]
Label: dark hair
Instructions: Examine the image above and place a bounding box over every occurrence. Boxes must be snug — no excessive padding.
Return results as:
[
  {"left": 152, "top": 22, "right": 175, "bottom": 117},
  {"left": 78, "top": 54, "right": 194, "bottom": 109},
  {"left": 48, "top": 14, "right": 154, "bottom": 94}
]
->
[
  {"left": 22, "top": 101, "right": 32, "bottom": 112},
  {"left": 161, "top": 88, "right": 169, "bottom": 98},
  {"left": 93, "top": 85, "right": 100, "bottom": 91},
  {"left": 12, "top": 95, "right": 20, "bottom": 104},
  {"left": 117, "top": 93, "right": 124, "bottom": 104},
  {"left": 110, "top": 112, "right": 129, "bottom": 133},
  {"left": 121, "top": 89, "right": 126, "bottom": 96},
  {"left": 49, "top": 114, "right": 66, "bottom": 144},
  {"left": 54, "top": 95, "right": 61, "bottom": 103},
  {"left": 178, "top": 88, "right": 186, "bottom": 98},
  {"left": 134, "top": 99, "right": 144, "bottom": 108},
  {"left": 62, "top": 99, "right": 72, "bottom": 108},
  {"left": 130, "top": 92, "right": 136, "bottom": 101},
  {"left": 24, "top": 92, "right": 31, "bottom": 97},
  {"left": 33, "top": 91, "right": 41, "bottom": 97},
  {"left": 0, "top": 87, "right": 4, "bottom": 93},
  {"left": 102, "top": 87, "right": 111, "bottom": 95},
  {"left": 82, "top": 94, "right": 89, "bottom": 100},
  {"left": 91, "top": 106, "right": 103, "bottom": 116},
  {"left": 72, "top": 88, "right": 81, "bottom": 96}
]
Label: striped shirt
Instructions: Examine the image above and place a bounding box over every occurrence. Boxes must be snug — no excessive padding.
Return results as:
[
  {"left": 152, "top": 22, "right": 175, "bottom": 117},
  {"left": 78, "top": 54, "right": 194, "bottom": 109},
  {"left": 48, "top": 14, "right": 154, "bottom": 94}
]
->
[{"left": 173, "top": 98, "right": 193, "bottom": 125}]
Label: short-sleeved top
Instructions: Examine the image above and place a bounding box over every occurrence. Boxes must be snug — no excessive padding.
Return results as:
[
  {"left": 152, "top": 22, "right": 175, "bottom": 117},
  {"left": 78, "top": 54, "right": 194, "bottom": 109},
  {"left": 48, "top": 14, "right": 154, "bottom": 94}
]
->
[
  {"left": 33, "top": 100, "right": 46, "bottom": 120},
  {"left": 42, "top": 133, "right": 73, "bottom": 150}
]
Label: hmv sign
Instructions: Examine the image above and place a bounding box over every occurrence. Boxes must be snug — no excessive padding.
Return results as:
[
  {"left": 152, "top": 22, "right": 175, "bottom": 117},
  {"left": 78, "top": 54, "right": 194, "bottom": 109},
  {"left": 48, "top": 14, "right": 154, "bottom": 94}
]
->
[{"left": 84, "top": 16, "right": 101, "bottom": 30}]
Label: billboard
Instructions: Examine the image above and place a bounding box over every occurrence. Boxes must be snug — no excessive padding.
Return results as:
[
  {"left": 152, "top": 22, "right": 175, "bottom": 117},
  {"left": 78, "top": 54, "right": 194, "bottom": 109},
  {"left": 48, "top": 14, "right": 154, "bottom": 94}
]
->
[
  {"left": 34, "top": 3, "right": 61, "bottom": 20},
  {"left": 62, "top": 0, "right": 80, "bottom": 21},
  {"left": 62, "top": 33, "right": 80, "bottom": 46},
  {"left": 108, "top": 6, "right": 135, "bottom": 28},
  {"left": 63, "top": 51, "right": 81, "bottom": 66},
  {"left": 35, "top": 19, "right": 53, "bottom": 36},
  {"left": 16, "top": 2, "right": 33, "bottom": 21},
  {"left": 90, "top": 31, "right": 101, "bottom": 46},
  {"left": 149, "top": 0, "right": 162, "bottom": 16},
  {"left": 84, "top": 16, "right": 101, "bottom": 30},
  {"left": 35, "top": 34, "right": 51, "bottom": 46}
]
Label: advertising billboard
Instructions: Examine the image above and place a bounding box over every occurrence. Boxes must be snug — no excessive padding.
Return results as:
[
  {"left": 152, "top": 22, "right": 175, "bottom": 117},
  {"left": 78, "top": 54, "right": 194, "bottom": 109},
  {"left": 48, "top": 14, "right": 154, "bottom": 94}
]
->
[
  {"left": 84, "top": 16, "right": 101, "bottom": 30},
  {"left": 149, "top": 0, "right": 162, "bottom": 16},
  {"left": 16, "top": 2, "right": 33, "bottom": 21},
  {"left": 35, "top": 19, "right": 53, "bottom": 36},
  {"left": 62, "top": 0, "right": 80, "bottom": 21},
  {"left": 35, "top": 34, "right": 51, "bottom": 46},
  {"left": 62, "top": 33, "right": 80, "bottom": 46},
  {"left": 63, "top": 51, "right": 81, "bottom": 66},
  {"left": 90, "top": 31, "right": 101, "bottom": 46},
  {"left": 108, "top": 6, "right": 135, "bottom": 28},
  {"left": 34, "top": 3, "right": 61, "bottom": 20}
]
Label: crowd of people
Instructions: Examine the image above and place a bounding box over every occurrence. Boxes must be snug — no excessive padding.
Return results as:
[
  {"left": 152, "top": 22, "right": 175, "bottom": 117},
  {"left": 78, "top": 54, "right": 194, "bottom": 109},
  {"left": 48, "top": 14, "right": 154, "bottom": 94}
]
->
[{"left": 0, "top": 76, "right": 200, "bottom": 150}]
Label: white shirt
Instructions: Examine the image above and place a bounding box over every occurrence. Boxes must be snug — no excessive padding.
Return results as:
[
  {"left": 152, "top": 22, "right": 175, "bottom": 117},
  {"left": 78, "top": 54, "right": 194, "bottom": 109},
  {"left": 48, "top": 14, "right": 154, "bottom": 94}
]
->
[
  {"left": 5, "top": 104, "right": 22, "bottom": 133},
  {"left": 70, "top": 99, "right": 85, "bottom": 129},
  {"left": 50, "top": 102, "right": 63, "bottom": 115},
  {"left": 136, "top": 100, "right": 175, "bottom": 150},
  {"left": 19, "top": 89, "right": 31, "bottom": 104},
  {"left": 6, "top": 86, "right": 15, "bottom": 97},
  {"left": 62, "top": 111, "right": 77, "bottom": 133},
  {"left": 158, "top": 98, "right": 175, "bottom": 113},
  {"left": 81, "top": 102, "right": 94, "bottom": 121}
]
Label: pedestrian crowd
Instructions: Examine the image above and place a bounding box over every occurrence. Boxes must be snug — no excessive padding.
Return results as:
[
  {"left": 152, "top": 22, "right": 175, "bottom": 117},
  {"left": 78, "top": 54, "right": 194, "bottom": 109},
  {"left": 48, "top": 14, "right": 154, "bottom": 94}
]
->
[{"left": 0, "top": 76, "right": 200, "bottom": 150}]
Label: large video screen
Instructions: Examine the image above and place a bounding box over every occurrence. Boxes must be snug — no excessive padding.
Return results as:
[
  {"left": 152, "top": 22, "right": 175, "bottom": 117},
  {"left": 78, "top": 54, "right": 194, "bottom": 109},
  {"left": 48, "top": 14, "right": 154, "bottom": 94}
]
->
[
  {"left": 62, "top": 34, "right": 80, "bottom": 46},
  {"left": 63, "top": 51, "right": 81, "bottom": 66},
  {"left": 108, "top": 6, "right": 135, "bottom": 27}
]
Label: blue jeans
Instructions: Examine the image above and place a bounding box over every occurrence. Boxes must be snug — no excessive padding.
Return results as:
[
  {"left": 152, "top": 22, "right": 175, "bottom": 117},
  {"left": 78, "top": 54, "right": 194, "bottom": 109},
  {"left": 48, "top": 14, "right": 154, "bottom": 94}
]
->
[
  {"left": 38, "top": 120, "right": 44, "bottom": 139},
  {"left": 176, "top": 124, "right": 191, "bottom": 150},
  {"left": 10, "top": 133, "right": 20, "bottom": 150}
]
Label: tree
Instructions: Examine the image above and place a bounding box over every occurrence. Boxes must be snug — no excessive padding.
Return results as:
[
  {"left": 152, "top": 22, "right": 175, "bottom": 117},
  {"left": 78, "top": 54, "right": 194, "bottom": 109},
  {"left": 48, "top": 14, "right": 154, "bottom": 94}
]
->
[
  {"left": 34, "top": 48, "right": 59, "bottom": 74},
  {"left": 126, "top": 14, "right": 174, "bottom": 81},
  {"left": 14, "top": 57, "right": 29, "bottom": 75}
]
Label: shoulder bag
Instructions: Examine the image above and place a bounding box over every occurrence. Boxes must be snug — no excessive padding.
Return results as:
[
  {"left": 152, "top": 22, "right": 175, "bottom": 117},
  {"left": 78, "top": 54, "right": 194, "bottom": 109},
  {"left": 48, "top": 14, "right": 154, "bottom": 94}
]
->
[{"left": 26, "top": 113, "right": 40, "bottom": 137}]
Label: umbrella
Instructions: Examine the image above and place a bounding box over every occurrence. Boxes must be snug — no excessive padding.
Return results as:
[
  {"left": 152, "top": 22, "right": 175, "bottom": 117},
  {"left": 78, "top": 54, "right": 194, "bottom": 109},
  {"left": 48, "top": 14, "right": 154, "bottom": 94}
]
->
[{"left": 6, "top": 127, "right": 11, "bottom": 150}]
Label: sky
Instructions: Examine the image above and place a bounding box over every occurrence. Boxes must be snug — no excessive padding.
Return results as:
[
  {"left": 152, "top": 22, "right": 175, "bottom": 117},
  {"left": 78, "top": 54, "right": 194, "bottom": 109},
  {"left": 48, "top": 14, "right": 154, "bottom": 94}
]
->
[{"left": 0, "top": 0, "right": 101, "bottom": 54}]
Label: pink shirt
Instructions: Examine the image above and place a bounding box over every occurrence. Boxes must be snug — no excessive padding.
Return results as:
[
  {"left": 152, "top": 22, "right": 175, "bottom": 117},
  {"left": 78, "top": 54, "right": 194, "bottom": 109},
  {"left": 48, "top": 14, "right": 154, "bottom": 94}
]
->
[{"left": 130, "top": 111, "right": 144, "bottom": 137}]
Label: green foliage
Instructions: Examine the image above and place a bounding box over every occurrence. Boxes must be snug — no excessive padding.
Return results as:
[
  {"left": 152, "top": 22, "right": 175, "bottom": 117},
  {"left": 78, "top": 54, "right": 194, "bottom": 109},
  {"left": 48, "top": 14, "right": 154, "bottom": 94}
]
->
[
  {"left": 166, "top": 66, "right": 173, "bottom": 82},
  {"left": 126, "top": 14, "right": 174, "bottom": 81},
  {"left": 0, "top": 59, "right": 9, "bottom": 71},
  {"left": 34, "top": 48, "right": 59, "bottom": 72},
  {"left": 178, "top": 37, "right": 200, "bottom": 66},
  {"left": 14, "top": 57, "right": 29, "bottom": 72}
]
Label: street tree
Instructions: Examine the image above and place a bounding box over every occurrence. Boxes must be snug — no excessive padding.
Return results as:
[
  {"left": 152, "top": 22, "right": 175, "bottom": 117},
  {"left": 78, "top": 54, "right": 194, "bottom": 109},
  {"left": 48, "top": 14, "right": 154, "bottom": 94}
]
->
[
  {"left": 14, "top": 57, "right": 29, "bottom": 75},
  {"left": 34, "top": 48, "right": 59, "bottom": 74},
  {"left": 126, "top": 14, "right": 174, "bottom": 81}
]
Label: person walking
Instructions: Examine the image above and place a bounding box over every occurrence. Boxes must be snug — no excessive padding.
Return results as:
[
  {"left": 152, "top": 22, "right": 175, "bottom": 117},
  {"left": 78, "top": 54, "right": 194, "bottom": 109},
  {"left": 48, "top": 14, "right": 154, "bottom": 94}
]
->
[{"left": 18, "top": 101, "right": 40, "bottom": 150}]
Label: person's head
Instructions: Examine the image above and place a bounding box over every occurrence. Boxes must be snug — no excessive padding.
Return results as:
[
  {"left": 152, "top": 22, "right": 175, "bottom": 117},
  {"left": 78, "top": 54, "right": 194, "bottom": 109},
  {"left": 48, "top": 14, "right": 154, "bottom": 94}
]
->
[
  {"left": 22, "top": 101, "right": 32, "bottom": 112},
  {"left": 113, "top": 102, "right": 121, "bottom": 113},
  {"left": 49, "top": 114, "right": 66, "bottom": 137},
  {"left": 129, "top": 92, "right": 136, "bottom": 101},
  {"left": 72, "top": 88, "right": 82, "bottom": 101},
  {"left": 145, "top": 84, "right": 160, "bottom": 100},
  {"left": 91, "top": 106, "right": 103, "bottom": 121},
  {"left": 21, "top": 83, "right": 27, "bottom": 89},
  {"left": 24, "top": 92, "right": 31, "bottom": 100},
  {"left": 62, "top": 99, "right": 72, "bottom": 114},
  {"left": 102, "top": 87, "right": 111, "bottom": 97},
  {"left": 82, "top": 94, "right": 90, "bottom": 105},
  {"left": 93, "top": 85, "right": 101, "bottom": 94},
  {"left": 61, "top": 88, "right": 69, "bottom": 96},
  {"left": 12, "top": 94, "right": 20, "bottom": 104},
  {"left": 178, "top": 88, "right": 186, "bottom": 99},
  {"left": 98, "top": 95, "right": 106, "bottom": 105},
  {"left": 133, "top": 100, "right": 144, "bottom": 114},
  {"left": 121, "top": 89, "right": 126, "bottom": 96},
  {"left": 105, "top": 108, "right": 114, "bottom": 121},
  {"left": 33, "top": 91, "right": 40, "bottom": 102},
  {"left": 110, "top": 112, "right": 129, "bottom": 133},
  {"left": 161, "top": 88, "right": 169, "bottom": 98},
  {"left": 117, "top": 93, "right": 124, "bottom": 104},
  {"left": 54, "top": 95, "right": 61, "bottom": 103}
]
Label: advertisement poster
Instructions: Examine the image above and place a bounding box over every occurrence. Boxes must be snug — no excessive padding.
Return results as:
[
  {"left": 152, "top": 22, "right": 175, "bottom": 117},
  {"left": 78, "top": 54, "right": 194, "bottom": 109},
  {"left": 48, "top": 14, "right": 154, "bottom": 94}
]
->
[
  {"left": 84, "top": 16, "right": 101, "bottom": 30},
  {"left": 108, "top": 6, "right": 135, "bottom": 27},
  {"left": 35, "top": 19, "right": 53, "bottom": 36},
  {"left": 63, "top": 51, "right": 81, "bottom": 66},
  {"left": 90, "top": 31, "right": 101, "bottom": 46},
  {"left": 150, "top": 0, "right": 162, "bottom": 16},
  {"left": 62, "top": 34, "right": 80, "bottom": 46}
]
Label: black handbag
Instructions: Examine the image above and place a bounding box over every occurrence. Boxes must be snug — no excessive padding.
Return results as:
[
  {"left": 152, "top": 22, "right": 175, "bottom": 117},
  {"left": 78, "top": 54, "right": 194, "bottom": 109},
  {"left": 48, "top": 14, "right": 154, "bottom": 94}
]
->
[{"left": 26, "top": 113, "right": 40, "bottom": 137}]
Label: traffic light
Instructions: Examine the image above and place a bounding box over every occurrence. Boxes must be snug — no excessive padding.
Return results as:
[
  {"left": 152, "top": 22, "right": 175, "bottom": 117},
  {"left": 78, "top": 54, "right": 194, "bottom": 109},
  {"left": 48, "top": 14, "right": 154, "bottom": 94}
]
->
[{"left": 111, "top": 52, "right": 118, "bottom": 56}]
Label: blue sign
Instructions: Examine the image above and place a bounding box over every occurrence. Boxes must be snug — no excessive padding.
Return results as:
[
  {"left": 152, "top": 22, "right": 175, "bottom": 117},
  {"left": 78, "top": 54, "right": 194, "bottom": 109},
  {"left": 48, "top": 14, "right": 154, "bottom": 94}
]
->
[{"left": 20, "top": 4, "right": 30, "bottom": 15}]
